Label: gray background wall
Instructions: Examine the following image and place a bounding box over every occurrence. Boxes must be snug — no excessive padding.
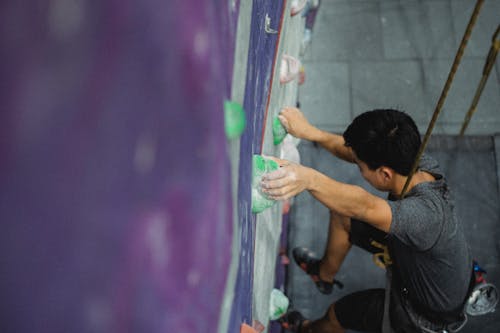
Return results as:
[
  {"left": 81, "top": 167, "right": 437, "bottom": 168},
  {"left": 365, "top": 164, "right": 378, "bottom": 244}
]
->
[{"left": 287, "top": 1, "right": 500, "bottom": 332}]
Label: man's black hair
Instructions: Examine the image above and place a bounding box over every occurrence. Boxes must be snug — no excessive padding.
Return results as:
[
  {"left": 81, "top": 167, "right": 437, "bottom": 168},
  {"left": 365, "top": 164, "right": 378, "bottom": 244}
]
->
[{"left": 343, "top": 109, "right": 421, "bottom": 176}]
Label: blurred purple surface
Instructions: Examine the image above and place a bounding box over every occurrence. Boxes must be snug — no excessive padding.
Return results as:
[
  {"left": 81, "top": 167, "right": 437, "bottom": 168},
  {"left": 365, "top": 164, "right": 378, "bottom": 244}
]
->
[{"left": 0, "top": 1, "right": 237, "bottom": 332}]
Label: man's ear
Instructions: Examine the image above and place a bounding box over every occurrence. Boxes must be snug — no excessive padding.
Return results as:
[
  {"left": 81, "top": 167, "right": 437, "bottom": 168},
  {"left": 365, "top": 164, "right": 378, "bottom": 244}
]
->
[{"left": 378, "top": 166, "right": 394, "bottom": 183}]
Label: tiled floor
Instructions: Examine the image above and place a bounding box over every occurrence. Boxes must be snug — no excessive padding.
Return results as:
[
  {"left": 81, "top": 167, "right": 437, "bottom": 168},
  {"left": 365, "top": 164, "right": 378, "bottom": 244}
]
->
[{"left": 288, "top": 1, "right": 500, "bottom": 332}]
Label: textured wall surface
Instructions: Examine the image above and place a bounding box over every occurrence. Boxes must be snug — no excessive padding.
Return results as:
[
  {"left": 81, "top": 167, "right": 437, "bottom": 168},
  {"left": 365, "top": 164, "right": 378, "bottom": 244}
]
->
[
  {"left": 253, "top": 0, "right": 306, "bottom": 329},
  {"left": 228, "top": 1, "right": 285, "bottom": 332},
  {"left": 0, "top": 1, "right": 237, "bottom": 332},
  {"left": 228, "top": 0, "right": 306, "bottom": 331}
]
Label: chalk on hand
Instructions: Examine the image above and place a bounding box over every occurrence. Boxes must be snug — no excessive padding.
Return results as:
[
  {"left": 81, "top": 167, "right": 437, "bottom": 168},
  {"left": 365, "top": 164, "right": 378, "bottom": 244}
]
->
[
  {"left": 269, "top": 288, "right": 290, "bottom": 320},
  {"left": 273, "top": 116, "right": 287, "bottom": 145},
  {"left": 224, "top": 100, "right": 246, "bottom": 140},
  {"left": 252, "top": 155, "right": 278, "bottom": 213}
]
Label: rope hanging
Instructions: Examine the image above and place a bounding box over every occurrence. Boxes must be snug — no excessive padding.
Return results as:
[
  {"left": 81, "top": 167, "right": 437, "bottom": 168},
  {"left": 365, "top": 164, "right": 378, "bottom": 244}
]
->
[
  {"left": 460, "top": 24, "right": 500, "bottom": 136},
  {"left": 400, "top": 0, "right": 485, "bottom": 198}
]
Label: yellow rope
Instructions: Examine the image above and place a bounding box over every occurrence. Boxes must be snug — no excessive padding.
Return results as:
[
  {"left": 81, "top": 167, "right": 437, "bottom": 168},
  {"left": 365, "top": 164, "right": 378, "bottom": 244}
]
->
[
  {"left": 460, "top": 24, "right": 500, "bottom": 136},
  {"left": 400, "top": 0, "right": 484, "bottom": 198}
]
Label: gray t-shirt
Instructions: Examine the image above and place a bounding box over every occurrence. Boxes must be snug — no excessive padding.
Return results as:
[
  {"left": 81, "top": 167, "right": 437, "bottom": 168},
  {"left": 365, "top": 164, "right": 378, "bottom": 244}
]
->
[{"left": 387, "top": 155, "right": 471, "bottom": 314}]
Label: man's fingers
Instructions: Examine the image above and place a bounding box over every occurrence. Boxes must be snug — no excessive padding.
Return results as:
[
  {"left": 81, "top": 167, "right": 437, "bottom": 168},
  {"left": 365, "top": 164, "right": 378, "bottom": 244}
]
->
[
  {"left": 262, "top": 156, "right": 290, "bottom": 168},
  {"left": 266, "top": 185, "right": 294, "bottom": 200},
  {"left": 261, "top": 174, "right": 296, "bottom": 199},
  {"left": 263, "top": 186, "right": 287, "bottom": 197},
  {"left": 279, "top": 107, "right": 291, "bottom": 115},
  {"left": 278, "top": 115, "right": 289, "bottom": 131},
  {"left": 261, "top": 176, "right": 288, "bottom": 189},
  {"left": 262, "top": 167, "right": 287, "bottom": 181},
  {"left": 280, "top": 106, "right": 299, "bottom": 115},
  {"left": 261, "top": 171, "right": 292, "bottom": 193}
]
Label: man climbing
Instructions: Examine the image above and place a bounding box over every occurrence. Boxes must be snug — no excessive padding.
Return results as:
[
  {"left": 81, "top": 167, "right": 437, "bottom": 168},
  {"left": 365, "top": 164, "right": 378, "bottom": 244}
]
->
[{"left": 261, "top": 107, "right": 473, "bottom": 333}]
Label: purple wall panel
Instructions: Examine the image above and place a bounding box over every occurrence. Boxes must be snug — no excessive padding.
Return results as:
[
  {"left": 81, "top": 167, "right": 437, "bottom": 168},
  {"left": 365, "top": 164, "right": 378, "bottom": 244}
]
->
[
  {"left": 0, "top": 1, "right": 236, "bottom": 332},
  {"left": 269, "top": 213, "right": 289, "bottom": 333},
  {"left": 229, "top": 0, "right": 285, "bottom": 331}
]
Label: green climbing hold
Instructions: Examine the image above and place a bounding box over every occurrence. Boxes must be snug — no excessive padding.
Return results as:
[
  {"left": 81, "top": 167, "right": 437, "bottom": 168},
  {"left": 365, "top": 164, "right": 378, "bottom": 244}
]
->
[
  {"left": 273, "top": 116, "right": 287, "bottom": 145},
  {"left": 224, "top": 100, "right": 246, "bottom": 140},
  {"left": 269, "top": 288, "right": 290, "bottom": 320},
  {"left": 252, "top": 155, "right": 279, "bottom": 214}
]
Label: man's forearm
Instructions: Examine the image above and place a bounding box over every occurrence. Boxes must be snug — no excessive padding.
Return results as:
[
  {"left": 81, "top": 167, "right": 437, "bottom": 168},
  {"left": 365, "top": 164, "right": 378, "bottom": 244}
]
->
[
  {"left": 278, "top": 107, "right": 354, "bottom": 163},
  {"left": 311, "top": 130, "right": 354, "bottom": 163},
  {"left": 261, "top": 159, "right": 392, "bottom": 231},
  {"left": 305, "top": 168, "right": 391, "bottom": 232},
  {"left": 306, "top": 168, "right": 368, "bottom": 218}
]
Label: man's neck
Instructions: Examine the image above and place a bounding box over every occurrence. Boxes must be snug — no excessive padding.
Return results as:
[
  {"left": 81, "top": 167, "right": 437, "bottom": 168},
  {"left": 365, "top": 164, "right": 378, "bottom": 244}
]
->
[{"left": 390, "top": 171, "right": 436, "bottom": 197}]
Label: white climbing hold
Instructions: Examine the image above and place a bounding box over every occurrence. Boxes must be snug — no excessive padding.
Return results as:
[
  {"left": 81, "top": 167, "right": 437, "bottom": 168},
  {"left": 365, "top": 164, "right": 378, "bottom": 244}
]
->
[
  {"left": 269, "top": 288, "right": 290, "bottom": 320},
  {"left": 280, "top": 54, "right": 302, "bottom": 84},
  {"left": 291, "top": 0, "right": 308, "bottom": 16}
]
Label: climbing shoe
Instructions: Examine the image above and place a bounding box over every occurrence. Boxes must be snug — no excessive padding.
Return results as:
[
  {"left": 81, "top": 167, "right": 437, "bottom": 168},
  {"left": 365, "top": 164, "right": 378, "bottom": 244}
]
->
[{"left": 292, "top": 247, "right": 343, "bottom": 295}]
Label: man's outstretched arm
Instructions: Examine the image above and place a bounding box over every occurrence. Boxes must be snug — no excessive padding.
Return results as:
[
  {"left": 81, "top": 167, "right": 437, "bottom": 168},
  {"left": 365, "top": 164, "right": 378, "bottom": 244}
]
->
[
  {"left": 261, "top": 159, "right": 392, "bottom": 233},
  {"left": 279, "top": 107, "right": 355, "bottom": 163}
]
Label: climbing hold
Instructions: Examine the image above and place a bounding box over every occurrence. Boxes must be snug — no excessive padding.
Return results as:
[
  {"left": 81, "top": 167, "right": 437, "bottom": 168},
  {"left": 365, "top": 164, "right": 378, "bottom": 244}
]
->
[
  {"left": 224, "top": 100, "right": 246, "bottom": 140},
  {"left": 273, "top": 116, "right": 287, "bottom": 145},
  {"left": 252, "top": 155, "right": 279, "bottom": 213},
  {"left": 290, "top": 0, "right": 308, "bottom": 16},
  {"left": 280, "top": 55, "right": 302, "bottom": 84},
  {"left": 301, "top": 0, "right": 320, "bottom": 18},
  {"left": 252, "top": 320, "right": 265, "bottom": 333},
  {"left": 240, "top": 323, "right": 258, "bottom": 333},
  {"left": 269, "top": 288, "right": 290, "bottom": 320},
  {"left": 280, "top": 135, "right": 301, "bottom": 165},
  {"left": 298, "top": 65, "right": 306, "bottom": 85},
  {"left": 282, "top": 199, "right": 292, "bottom": 215},
  {"left": 279, "top": 247, "right": 291, "bottom": 265},
  {"left": 280, "top": 137, "right": 300, "bottom": 214}
]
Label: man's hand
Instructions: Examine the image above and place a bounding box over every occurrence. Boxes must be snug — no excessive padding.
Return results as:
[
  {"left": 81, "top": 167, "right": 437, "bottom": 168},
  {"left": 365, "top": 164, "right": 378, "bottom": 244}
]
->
[
  {"left": 278, "top": 107, "right": 318, "bottom": 141},
  {"left": 260, "top": 156, "right": 313, "bottom": 200}
]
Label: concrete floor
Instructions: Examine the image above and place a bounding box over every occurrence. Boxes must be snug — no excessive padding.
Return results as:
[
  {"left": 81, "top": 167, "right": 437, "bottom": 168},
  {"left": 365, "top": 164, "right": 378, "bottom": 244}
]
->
[{"left": 287, "top": 1, "right": 500, "bottom": 332}]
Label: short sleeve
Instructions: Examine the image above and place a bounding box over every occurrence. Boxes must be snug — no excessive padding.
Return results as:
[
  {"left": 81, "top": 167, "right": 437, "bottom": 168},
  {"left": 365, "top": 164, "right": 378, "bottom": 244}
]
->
[
  {"left": 419, "top": 155, "right": 443, "bottom": 180},
  {"left": 388, "top": 194, "right": 443, "bottom": 251}
]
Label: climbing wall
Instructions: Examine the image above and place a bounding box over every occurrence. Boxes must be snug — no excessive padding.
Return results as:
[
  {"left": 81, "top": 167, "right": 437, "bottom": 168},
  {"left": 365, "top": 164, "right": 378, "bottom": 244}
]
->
[
  {"left": 252, "top": 1, "right": 306, "bottom": 329},
  {"left": 226, "top": 0, "right": 309, "bottom": 332}
]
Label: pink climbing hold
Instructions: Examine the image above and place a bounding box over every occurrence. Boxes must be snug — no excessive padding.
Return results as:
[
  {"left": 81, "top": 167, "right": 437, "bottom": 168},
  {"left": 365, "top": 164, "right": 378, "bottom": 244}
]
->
[
  {"left": 290, "top": 0, "right": 308, "bottom": 16},
  {"left": 282, "top": 199, "right": 291, "bottom": 214},
  {"left": 280, "top": 54, "right": 302, "bottom": 84},
  {"left": 280, "top": 248, "right": 291, "bottom": 265},
  {"left": 240, "top": 323, "right": 258, "bottom": 333},
  {"left": 252, "top": 320, "right": 266, "bottom": 333}
]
